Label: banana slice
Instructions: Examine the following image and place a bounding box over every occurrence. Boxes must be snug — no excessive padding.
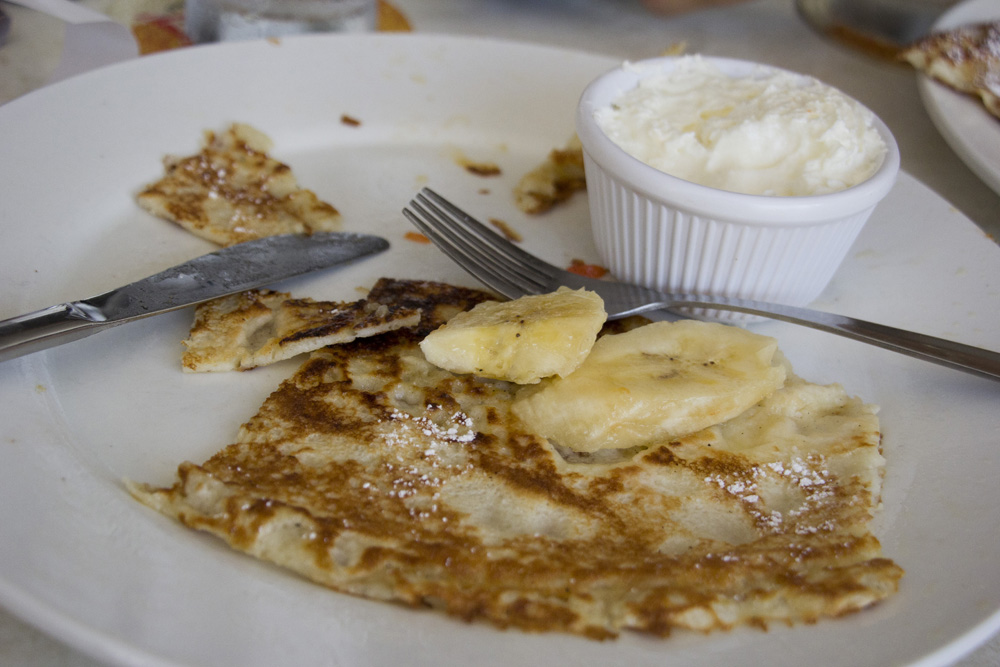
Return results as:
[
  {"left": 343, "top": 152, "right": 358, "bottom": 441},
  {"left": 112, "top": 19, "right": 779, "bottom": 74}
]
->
[
  {"left": 512, "top": 320, "right": 786, "bottom": 451},
  {"left": 419, "top": 287, "right": 606, "bottom": 384}
]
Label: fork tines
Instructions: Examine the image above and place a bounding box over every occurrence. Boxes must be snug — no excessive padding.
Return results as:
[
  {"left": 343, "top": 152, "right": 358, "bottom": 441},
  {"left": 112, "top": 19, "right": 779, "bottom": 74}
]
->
[{"left": 403, "top": 188, "right": 552, "bottom": 299}]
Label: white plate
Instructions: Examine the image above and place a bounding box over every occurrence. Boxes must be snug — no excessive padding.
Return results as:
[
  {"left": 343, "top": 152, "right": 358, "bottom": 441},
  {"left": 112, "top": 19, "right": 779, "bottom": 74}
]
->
[
  {"left": 917, "top": 0, "right": 1000, "bottom": 195},
  {"left": 1, "top": 33, "right": 999, "bottom": 667}
]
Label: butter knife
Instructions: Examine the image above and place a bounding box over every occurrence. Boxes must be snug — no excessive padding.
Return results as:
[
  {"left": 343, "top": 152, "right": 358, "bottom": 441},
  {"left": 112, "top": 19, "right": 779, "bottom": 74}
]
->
[{"left": 0, "top": 232, "right": 389, "bottom": 363}]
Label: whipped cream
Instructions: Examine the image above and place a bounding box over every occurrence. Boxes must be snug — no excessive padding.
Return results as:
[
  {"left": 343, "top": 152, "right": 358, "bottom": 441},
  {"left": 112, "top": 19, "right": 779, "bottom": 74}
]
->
[{"left": 594, "top": 57, "right": 887, "bottom": 196}]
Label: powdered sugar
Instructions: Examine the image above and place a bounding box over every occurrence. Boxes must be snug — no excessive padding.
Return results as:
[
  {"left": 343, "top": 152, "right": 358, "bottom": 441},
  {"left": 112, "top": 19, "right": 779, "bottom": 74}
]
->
[
  {"left": 705, "top": 455, "right": 835, "bottom": 534},
  {"left": 387, "top": 407, "right": 477, "bottom": 447}
]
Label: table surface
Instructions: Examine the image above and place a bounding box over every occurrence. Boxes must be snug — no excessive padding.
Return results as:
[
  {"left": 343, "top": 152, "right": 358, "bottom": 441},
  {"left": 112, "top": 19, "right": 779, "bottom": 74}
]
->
[{"left": 0, "top": 0, "right": 998, "bottom": 665}]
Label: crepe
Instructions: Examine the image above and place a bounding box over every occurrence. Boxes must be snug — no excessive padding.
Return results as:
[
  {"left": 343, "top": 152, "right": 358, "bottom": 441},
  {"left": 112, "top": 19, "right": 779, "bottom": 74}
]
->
[
  {"left": 181, "top": 288, "right": 422, "bottom": 372},
  {"left": 513, "top": 135, "right": 587, "bottom": 214},
  {"left": 129, "top": 278, "right": 902, "bottom": 639},
  {"left": 902, "top": 21, "right": 1000, "bottom": 119},
  {"left": 137, "top": 123, "right": 342, "bottom": 246}
]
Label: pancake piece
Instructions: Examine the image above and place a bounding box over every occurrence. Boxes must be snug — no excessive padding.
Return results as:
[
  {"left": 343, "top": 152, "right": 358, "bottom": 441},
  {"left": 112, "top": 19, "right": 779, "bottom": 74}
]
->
[
  {"left": 181, "top": 288, "right": 422, "bottom": 372},
  {"left": 129, "top": 279, "right": 901, "bottom": 639},
  {"left": 137, "top": 123, "right": 342, "bottom": 246},
  {"left": 902, "top": 21, "right": 1000, "bottom": 119},
  {"left": 513, "top": 135, "right": 587, "bottom": 214}
]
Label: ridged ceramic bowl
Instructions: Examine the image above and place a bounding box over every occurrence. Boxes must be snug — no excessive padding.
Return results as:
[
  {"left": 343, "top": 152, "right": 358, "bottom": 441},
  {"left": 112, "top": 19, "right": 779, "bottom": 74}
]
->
[{"left": 575, "top": 56, "right": 900, "bottom": 321}]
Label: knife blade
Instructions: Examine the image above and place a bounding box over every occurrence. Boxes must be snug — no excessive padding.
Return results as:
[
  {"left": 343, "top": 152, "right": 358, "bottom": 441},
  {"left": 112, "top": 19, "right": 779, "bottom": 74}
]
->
[{"left": 0, "top": 232, "right": 389, "bottom": 363}]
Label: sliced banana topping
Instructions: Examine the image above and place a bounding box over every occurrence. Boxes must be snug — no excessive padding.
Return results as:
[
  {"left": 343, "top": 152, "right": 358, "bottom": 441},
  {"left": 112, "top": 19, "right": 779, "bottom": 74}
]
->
[
  {"left": 419, "top": 287, "right": 606, "bottom": 384},
  {"left": 512, "top": 319, "right": 787, "bottom": 452}
]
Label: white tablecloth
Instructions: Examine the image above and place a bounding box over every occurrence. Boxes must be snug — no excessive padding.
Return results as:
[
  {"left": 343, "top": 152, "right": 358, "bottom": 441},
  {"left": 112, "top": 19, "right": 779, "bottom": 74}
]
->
[{"left": 1, "top": 0, "right": 997, "bottom": 664}]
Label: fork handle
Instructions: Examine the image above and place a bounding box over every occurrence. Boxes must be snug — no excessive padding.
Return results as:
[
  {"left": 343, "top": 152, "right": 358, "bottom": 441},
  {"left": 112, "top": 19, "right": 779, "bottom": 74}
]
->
[{"left": 666, "top": 296, "right": 1000, "bottom": 382}]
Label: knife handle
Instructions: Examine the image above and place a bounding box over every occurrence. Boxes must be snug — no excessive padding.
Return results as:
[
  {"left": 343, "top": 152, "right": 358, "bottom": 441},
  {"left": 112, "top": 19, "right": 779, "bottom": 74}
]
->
[{"left": 0, "top": 302, "right": 110, "bottom": 363}]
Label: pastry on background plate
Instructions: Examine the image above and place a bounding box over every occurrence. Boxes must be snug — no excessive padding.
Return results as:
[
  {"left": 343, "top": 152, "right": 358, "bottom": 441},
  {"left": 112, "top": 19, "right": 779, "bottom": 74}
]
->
[{"left": 902, "top": 21, "right": 1000, "bottom": 119}]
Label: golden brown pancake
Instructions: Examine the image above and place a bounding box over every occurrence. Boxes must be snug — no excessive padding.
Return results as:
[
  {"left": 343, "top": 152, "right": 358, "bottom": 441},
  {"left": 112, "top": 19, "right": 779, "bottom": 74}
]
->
[
  {"left": 181, "top": 288, "right": 422, "bottom": 372},
  {"left": 137, "top": 123, "right": 342, "bottom": 246},
  {"left": 902, "top": 21, "right": 1000, "bottom": 119},
  {"left": 513, "top": 135, "right": 587, "bottom": 214},
  {"left": 129, "top": 278, "right": 901, "bottom": 639}
]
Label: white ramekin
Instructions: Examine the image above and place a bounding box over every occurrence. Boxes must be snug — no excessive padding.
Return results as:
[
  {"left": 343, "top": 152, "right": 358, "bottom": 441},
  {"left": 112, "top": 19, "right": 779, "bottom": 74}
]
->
[{"left": 575, "top": 56, "right": 900, "bottom": 321}]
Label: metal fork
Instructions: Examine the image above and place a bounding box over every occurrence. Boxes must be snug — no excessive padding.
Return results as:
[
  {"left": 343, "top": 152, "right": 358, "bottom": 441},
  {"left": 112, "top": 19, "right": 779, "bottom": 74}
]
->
[{"left": 403, "top": 188, "right": 1000, "bottom": 382}]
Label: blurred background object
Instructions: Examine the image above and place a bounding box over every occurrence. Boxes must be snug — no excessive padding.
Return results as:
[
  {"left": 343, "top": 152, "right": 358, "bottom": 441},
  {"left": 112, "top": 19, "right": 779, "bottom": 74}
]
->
[
  {"left": 796, "top": 0, "right": 958, "bottom": 58},
  {"left": 0, "top": 6, "right": 10, "bottom": 47},
  {"left": 184, "top": 0, "right": 376, "bottom": 42},
  {"left": 641, "top": 0, "right": 749, "bottom": 13}
]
